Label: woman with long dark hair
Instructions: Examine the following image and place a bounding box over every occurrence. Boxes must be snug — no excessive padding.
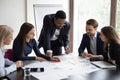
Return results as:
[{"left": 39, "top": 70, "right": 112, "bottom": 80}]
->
[
  {"left": 100, "top": 26, "right": 120, "bottom": 67},
  {"left": 13, "top": 22, "right": 60, "bottom": 62}
]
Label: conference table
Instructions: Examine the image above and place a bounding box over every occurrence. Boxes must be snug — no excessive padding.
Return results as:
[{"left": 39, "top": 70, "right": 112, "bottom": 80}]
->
[
  {"left": 63, "top": 68, "right": 120, "bottom": 80},
  {"left": 6, "top": 67, "right": 120, "bottom": 80},
  {"left": 6, "top": 54, "right": 120, "bottom": 80}
]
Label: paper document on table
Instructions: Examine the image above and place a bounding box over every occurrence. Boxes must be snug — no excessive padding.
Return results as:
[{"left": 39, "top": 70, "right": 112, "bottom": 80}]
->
[
  {"left": 22, "top": 61, "right": 58, "bottom": 75},
  {"left": 91, "top": 61, "right": 116, "bottom": 69},
  {"left": 75, "top": 59, "right": 101, "bottom": 74},
  {"left": 30, "top": 71, "right": 69, "bottom": 80},
  {"left": 24, "top": 61, "right": 74, "bottom": 80},
  {"left": 22, "top": 54, "right": 104, "bottom": 80}
]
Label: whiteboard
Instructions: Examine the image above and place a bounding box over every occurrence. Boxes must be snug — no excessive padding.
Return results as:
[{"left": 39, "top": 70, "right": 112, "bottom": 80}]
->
[{"left": 33, "top": 4, "right": 63, "bottom": 39}]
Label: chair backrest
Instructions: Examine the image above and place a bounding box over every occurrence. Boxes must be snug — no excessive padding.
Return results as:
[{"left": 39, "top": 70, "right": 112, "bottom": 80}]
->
[{"left": 4, "top": 49, "right": 13, "bottom": 61}]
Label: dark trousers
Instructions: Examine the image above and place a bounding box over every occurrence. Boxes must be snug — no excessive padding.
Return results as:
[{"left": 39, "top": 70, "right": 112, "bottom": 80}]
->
[{"left": 43, "top": 40, "right": 62, "bottom": 56}]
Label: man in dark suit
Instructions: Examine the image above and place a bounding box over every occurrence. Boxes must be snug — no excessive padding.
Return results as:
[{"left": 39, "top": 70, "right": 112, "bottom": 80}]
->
[
  {"left": 78, "top": 19, "right": 104, "bottom": 60},
  {"left": 38, "top": 10, "right": 71, "bottom": 56}
]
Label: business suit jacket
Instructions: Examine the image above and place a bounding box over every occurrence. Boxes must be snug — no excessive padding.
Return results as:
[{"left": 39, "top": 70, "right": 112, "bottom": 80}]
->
[
  {"left": 12, "top": 38, "right": 50, "bottom": 62},
  {"left": 103, "top": 42, "right": 120, "bottom": 66},
  {"left": 38, "top": 14, "right": 71, "bottom": 51},
  {"left": 78, "top": 32, "right": 104, "bottom": 56}
]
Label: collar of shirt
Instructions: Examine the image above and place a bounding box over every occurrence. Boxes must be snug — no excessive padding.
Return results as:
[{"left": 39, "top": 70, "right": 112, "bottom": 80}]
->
[
  {"left": 89, "top": 32, "right": 97, "bottom": 39},
  {"left": 51, "top": 29, "right": 60, "bottom": 40},
  {"left": 0, "top": 49, "right": 5, "bottom": 56}
]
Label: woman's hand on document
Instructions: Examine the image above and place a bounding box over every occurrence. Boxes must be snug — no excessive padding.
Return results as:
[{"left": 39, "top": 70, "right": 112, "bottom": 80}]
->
[
  {"left": 36, "top": 57, "right": 47, "bottom": 61},
  {"left": 15, "top": 60, "right": 23, "bottom": 68},
  {"left": 50, "top": 57, "right": 60, "bottom": 62}
]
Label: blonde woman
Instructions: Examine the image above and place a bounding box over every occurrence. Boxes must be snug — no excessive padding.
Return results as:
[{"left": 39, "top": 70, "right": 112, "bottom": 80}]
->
[{"left": 0, "top": 25, "right": 23, "bottom": 77}]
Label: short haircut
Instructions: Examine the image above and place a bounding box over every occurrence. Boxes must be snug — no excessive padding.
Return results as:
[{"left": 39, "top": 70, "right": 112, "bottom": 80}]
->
[
  {"left": 55, "top": 10, "right": 66, "bottom": 19},
  {"left": 86, "top": 19, "right": 98, "bottom": 28}
]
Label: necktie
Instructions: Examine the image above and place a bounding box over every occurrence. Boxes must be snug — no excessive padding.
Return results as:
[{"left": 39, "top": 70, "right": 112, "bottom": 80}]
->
[{"left": 90, "top": 36, "right": 96, "bottom": 55}]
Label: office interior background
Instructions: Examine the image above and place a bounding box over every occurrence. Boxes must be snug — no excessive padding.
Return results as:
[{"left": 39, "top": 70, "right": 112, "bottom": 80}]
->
[{"left": 0, "top": 0, "right": 120, "bottom": 55}]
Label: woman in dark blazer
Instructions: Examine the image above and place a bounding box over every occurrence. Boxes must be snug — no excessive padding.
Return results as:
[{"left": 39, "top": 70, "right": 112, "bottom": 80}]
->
[
  {"left": 100, "top": 26, "right": 120, "bottom": 67},
  {"left": 12, "top": 22, "right": 60, "bottom": 62}
]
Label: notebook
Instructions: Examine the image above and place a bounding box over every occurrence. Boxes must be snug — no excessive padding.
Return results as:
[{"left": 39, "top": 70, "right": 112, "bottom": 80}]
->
[{"left": 91, "top": 61, "right": 116, "bottom": 69}]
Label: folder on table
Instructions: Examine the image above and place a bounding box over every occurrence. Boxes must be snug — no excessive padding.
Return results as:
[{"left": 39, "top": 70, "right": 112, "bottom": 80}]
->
[{"left": 91, "top": 61, "right": 116, "bottom": 69}]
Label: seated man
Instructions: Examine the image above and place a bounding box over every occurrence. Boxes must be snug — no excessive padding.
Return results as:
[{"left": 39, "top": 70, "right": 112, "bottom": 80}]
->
[{"left": 78, "top": 19, "right": 104, "bottom": 60}]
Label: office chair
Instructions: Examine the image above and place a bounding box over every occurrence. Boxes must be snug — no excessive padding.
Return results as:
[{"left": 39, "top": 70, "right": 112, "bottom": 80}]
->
[{"left": 4, "top": 49, "right": 13, "bottom": 61}]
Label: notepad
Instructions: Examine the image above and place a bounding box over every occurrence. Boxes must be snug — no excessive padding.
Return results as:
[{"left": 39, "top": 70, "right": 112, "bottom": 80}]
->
[{"left": 91, "top": 61, "right": 116, "bottom": 69}]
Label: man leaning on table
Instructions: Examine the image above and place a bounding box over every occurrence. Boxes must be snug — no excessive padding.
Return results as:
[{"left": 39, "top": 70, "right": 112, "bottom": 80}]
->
[{"left": 38, "top": 10, "right": 71, "bottom": 57}]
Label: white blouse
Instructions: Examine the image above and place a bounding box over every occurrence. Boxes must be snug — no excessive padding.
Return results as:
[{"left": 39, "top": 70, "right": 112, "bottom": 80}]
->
[{"left": 0, "top": 49, "right": 16, "bottom": 77}]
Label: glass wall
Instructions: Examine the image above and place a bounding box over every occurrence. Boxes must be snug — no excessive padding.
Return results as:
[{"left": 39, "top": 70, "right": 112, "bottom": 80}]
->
[{"left": 116, "top": 0, "right": 120, "bottom": 36}]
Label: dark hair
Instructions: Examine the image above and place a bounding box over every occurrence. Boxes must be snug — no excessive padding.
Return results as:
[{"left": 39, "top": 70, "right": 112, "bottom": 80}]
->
[
  {"left": 101, "top": 26, "right": 120, "bottom": 44},
  {"left": 16, "top": 22, "right": 34, "bottom": 56},
  {"left": 86, "top": 19, "right": 98, "bottom": 28},
  {"left": 55, "top": 10, "right": 66, "bottom": 19}
]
